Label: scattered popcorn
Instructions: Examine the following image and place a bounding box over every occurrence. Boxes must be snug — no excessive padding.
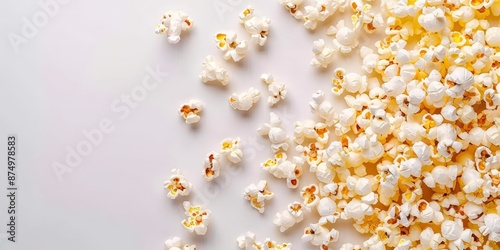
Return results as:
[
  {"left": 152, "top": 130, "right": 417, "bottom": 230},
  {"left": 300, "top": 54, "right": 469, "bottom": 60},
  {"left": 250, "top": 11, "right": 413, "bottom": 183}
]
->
[
  {"left": 199, "top": 55, "right": 229, "bottom": 86},
  {"left": 164, "top": 0, "right": 500, "bottom": 248},
  {"left": 181, "top": 201, "right": 210, "bottom": 235},
  {"left": 258, "top": 112, "right": 289, "bottom": 152},
  {"left": 261, "top": 74, "right": 287, "bottom": 106},
  {"left": 155, "top": 11, "right": 193, "bottom": 44},
  {"left": 244, "top": 180, "right": 274, "bottom": 213},
  {"left": 215, "top": 32, "right": 248, "bottom": 62},
  {"left": 220, "top": 138, "right": 243, "bottom": 164},
  {"left": 229, "top": 87, "right": 261, "bottom": 111},
  {"left": 240, "top": 6, "right": 271, "bottom": 46},
  {"left": 164, "top": 237, "right": 197, "bottom": 250},
  {"left": 164, "top": 169, "right": 192, "bottom": 199},
  {"left": 178, "top": 100, "right": 203, "bottom": 124}
]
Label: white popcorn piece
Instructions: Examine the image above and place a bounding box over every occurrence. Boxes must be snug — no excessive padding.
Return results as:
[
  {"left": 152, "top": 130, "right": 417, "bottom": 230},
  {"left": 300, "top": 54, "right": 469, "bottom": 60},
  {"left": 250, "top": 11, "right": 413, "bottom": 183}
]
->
[
  {"left": 480, "top": 214, "right": 500, "bottom": 242},
  {"left": 199, "top": 55, "right": 229, "bottom": 86},
  {"left": 258, "top": 112, "right": 290, "bottom": 152},
  {"left": 417, "top": 7, "right": 447, "bottom": 33},
  {"left": 278, "top": 0, "right": 304, "bottom": 19},
  {"left": 237, "top": 232, "right": 262, "bottom": 249},
  {"left": 273, "top": 201, "right": 304, "bottom": 232},
  {"left": 261, "top": 74, "right": 287, "bottom": 106},
  {"left": 302, "top": 223, "right": 339, "bottom": 246},
  {"left": 317, "top": 197, "right": 338, "bottom": 224},
  {"left": 331, "top": 20, "right": 359, "bottom": 54},
  {"left": 179, "top": 100, "right": 204, "bottom": 124},
  {"left": 229, "top": 87, "right": 261, "bottom": 111},
  {"left": 164, "top": 237, "right": 197, "bottom": 250},
  {"left": 155, "top": 11, "right": 193, "bottom": 44},
  {"left": 309, "top": 90, "right": 336, "bottom": 126},
  {"left": 311, "top": 39, "right": 336, "bottom": 68},
  {"left": 220, "top": 137, "right": 243, "bottom": 163},
  {"left": 485, "top": 27, "right": 500, "bottom": 47},
  {"left": 445, "top": 67, "right": 474, "bottom": 98},
  {"left": 203, "top": 152, "right": 221, "bottom": 181},
  {"left": 303, "top": 0, "right": 341, "bottom": 30},
  {"left": 294, "top": 120, "right": 330, "bottom": 145},
  {"left": 240, "top": 6, "right": 271, "bottom": 46},
  {"left": 181, "top": 201, "right": 211, "bottom": 235},
  {"left": 261, "top": 152, "right": 303, "bottom": 188},
  {"left": 244, "top": 180, "right": 274, "bottom": 213},
  {"left": 164, "top": 169, "right": 192, "bottom": 199},
  {"left": 215, "top": 32, "right": 248, "bottom": 62}
]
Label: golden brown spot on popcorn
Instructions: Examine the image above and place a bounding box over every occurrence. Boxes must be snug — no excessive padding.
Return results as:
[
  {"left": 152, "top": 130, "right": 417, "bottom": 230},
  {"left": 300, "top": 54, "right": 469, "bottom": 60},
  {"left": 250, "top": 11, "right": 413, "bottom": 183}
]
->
[
  {"left": 316, "top": 127, "right": 328, "bottom": 138},
  {"left": 290, "top": 179, "right": 298, "bottom": 186},
  {"left": 418, "top": 201, "right": 428, "bottom": 211},
  {"left": 243, "top": 8, "right": 252, "bottom": 17},
  {"left": 229, "top": 97, "right": 236, "bottom": 103},
  {"left": 222, "top": 141, "right": 233, "bottom": 150},
  {"left": 185, "top": 19, "right": 191, "bottom": 27}
]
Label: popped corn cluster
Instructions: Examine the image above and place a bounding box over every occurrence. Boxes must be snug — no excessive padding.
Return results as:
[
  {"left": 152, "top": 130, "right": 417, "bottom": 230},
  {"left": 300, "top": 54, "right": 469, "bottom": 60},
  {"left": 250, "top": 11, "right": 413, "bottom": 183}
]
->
[{"left": 159, "top": 0, "right": 500, "bottom": 248}]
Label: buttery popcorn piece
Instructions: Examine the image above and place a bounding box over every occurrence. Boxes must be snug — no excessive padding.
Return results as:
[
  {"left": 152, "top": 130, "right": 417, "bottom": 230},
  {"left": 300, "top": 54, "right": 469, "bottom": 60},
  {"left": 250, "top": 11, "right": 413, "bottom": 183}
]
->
[
  {"left": 164, "top": 169, "right": 192, "bottom": 199},
  {"left": 244, "top": 180, "right": 274, "bottom": 213},
  {"left": 178, "top": 100, "right": 203, "bottom": 124},
  {"left": 220, "top": 137, "right": 243, "bottom": 164},
  {"left": 215, "top": 32, "right": 248, "bottom": 62},
  {"left": 181, "top": 201, "right": 210, "bottom": 235}
]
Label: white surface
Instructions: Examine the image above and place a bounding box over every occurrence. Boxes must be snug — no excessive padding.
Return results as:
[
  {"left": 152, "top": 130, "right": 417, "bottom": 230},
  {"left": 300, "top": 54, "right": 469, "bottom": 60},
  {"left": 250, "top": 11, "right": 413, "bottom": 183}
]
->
[{"left": 0, "top": 0, "right": 372, "bottom": 249}]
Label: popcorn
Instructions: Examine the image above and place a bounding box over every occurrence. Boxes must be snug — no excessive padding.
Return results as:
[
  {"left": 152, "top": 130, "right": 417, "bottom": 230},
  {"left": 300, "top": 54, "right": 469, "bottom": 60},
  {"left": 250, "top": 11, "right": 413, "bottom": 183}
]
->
[
  {"left": 164, "top": 237, "right": 197, "bottom": 250},
  {"left": 273, "top": 201, "right": 305, "bottom": 232},
  {"left": 417, "top": 7, "right": 447, "bottom": 33},
  {"left": 311, "top": 39, "right": 336, "bottom": 68},
  {"left": 480, "top": 214, "right": 500, "bottom": 242},
  {"left": 258, "top": 112, "right": 290, "bottom": 152},
  {"left": 244, "top": 180, "right": 274, "bottom": 213},
  {"left": 164, "top": 169, "right": 192, "bottom": 199},
  {"left": 303, "top": 0, "right": 341, "bottom": 30},
  {"left": 215, "top": 32, "right": 248, "bottom": 62},
  {"left": 237, "top": 232, "right": 262, "bottom": 249},
  {"left": 240, "top": 6, "right": 271, "bottom": 46},
  {"left": 261, "top": 74, "right": 287, "bottom": 106},
  {"left": 486, "top": 27, "right": 500, "bottom": 47},
  {"left": 199, "top": 55, "right": 229, "bottom": 86},
  {"left": 302, "top": 222, "right": 339, "bottom": 246},
  {"left": 331, "top": 20, "right": 359, "bottom": 53},
  {"left": 179, "top": 100, "right": 204, "bottom": 124},
  {"left": 203, "top": 152, "right": 221, "bottom": 181},
  {"left": 181, "top": 201, "right": 211, "bottom": 235},
  {"left": 261, "top": 152, "right": 303, "bottom": 188},
  {"left": 155, "top": 11, "right": 193, "bottom": 44},
  {"left": 229, "top": 87, "right": 261, "bottom": 111},
  {"left": 220, "top": 137, "right": 243, "bottom": 163},
  {"left": 277, "top": 0, "right": 304, "bottom": 19},
  {"left": 301, "top": 184, "right": 320, "bottom": 209},
  {"left": 263, "top": 239, "right": 292, "bottom": 250},
  {"left": 310, "top": 90, "right": 336, "bottom": 126}
]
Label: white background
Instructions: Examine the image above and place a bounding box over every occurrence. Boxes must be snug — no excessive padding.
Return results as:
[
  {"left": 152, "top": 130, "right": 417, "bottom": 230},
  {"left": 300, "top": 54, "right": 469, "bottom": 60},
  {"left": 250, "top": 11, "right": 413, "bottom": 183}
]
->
[{"left": 0, "top": 0, "right": 375, "bottom": 249}]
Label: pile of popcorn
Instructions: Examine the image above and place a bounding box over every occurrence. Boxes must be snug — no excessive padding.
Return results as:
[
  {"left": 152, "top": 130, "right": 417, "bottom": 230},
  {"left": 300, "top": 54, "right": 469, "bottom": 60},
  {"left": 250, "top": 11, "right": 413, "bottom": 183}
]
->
[{"left": 159, "top": 0, "right": 500, "bottom": 249}]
